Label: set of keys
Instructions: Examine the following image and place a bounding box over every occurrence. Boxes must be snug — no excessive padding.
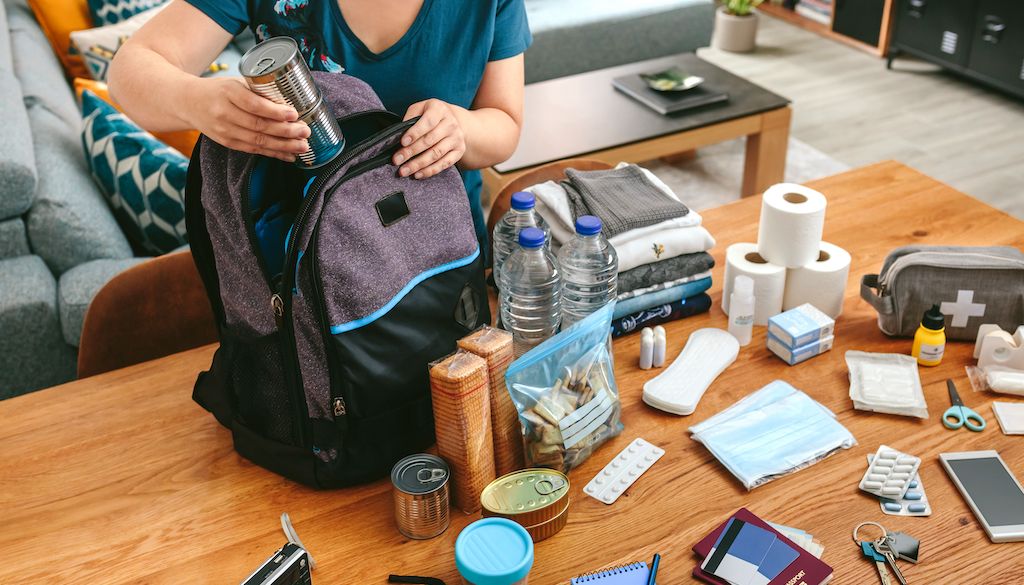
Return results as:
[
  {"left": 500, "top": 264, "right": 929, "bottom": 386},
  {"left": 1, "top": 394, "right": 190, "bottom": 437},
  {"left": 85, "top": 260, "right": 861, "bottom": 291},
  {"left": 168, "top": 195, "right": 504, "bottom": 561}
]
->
[{"left": 853, "top": 522, "right": 920, "bottom": 584}]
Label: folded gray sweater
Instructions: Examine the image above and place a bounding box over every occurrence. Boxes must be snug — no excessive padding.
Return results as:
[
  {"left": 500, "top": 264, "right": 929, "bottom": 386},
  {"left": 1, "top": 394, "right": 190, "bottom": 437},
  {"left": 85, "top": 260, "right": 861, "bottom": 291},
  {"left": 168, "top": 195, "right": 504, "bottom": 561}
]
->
[{"left": 561, "top": 165, "right": 689, "bottom": 237}]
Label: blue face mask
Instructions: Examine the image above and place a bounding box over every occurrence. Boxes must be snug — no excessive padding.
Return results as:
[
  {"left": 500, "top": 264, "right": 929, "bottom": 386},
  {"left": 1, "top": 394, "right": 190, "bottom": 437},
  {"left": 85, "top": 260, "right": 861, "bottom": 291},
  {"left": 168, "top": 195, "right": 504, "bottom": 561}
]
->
[{"left": 689, "top": 380, "right": 857, "bottom": 490}]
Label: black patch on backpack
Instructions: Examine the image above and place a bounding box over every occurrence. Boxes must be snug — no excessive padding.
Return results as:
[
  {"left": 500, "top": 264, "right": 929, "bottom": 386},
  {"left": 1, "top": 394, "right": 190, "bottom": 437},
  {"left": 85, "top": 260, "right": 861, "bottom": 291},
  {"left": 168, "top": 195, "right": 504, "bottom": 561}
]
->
[{"left": 375, "top": 191, "right": 409, "bottom": 227}]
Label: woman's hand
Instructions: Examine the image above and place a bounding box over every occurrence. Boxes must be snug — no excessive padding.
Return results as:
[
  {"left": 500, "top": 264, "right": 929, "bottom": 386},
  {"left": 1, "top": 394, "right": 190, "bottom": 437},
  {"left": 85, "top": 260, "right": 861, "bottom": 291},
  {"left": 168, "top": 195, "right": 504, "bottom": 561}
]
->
[
  {"left": 184, "top": 77, "right": 311, "bottom": 162},
  {"left": 393, "top": 99, "right": 467, "bottom": 179}
]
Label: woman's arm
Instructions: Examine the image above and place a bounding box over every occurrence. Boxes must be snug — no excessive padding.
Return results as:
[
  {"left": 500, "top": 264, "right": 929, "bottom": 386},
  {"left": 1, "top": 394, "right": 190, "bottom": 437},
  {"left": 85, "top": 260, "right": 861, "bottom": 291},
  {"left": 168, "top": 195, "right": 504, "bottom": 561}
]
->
[
  {"left": 393, "top": 54, "right": 525, "bottom": 179},
  {"left": 107, "top": 1, "right": 309, "bottom": 161}
]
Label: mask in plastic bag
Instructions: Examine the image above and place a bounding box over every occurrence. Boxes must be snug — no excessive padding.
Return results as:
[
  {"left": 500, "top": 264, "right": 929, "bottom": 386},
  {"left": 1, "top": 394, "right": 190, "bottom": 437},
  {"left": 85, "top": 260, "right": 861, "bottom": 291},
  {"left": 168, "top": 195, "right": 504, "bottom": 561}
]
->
[
  {"left": 505, "top": 303, "right": 623, "bottom": 472},
  {"left": 689, "top": 380, "right": 857, "bottom": 490}
]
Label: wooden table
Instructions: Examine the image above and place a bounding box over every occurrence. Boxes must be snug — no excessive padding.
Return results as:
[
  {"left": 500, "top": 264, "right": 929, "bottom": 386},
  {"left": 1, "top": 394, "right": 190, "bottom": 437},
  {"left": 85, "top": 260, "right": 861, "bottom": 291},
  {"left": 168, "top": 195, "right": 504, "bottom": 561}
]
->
[
  {"left": 482, "top": 54, "right": 792, "bottom": 202},
  {"left": 3, "top": 162, "right": 1023, "bottom": 584}
]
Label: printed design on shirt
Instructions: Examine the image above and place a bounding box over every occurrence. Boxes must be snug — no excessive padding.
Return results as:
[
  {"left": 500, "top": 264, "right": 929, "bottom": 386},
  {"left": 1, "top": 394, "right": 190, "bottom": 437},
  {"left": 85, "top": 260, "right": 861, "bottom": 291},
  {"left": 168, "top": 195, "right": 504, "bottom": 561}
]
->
[
  {"left": 256, "top": 0, "right": 344, "bottom": 74},
  {"left": 651, "top": 243, "right": 665, "bottom": 259}
]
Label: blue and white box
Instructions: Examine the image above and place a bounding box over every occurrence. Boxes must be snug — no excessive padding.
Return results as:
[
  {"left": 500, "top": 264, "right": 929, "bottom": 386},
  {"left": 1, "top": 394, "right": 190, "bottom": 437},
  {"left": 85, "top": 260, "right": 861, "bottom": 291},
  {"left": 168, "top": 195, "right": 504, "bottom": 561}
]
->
[
  {"left": 767, "top": 303, "right": 835, "bottom": 349},
  {"left": 767, "top": 333, "right": 835, "bottom": 366}
]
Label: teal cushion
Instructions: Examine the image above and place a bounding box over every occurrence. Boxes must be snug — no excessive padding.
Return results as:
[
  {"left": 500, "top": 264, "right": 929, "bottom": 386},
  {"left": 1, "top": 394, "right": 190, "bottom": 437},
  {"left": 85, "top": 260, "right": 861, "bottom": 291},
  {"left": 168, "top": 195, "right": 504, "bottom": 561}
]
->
[
  {"left": 88, "top": 0, "right": 167, "bottom": 25},
  {"left": 81, "top": 90, "right": 189, "bottom": 255}
]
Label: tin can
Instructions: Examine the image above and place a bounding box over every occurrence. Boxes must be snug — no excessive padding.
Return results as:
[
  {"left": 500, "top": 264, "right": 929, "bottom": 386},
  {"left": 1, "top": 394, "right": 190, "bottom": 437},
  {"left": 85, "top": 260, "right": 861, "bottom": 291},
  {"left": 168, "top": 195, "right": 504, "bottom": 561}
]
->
[
  {"left": 295, "top": 98, "right": 344, "bottom": 168},
  {"left": 480, "top": 469, "right": 570, "bottom": 542},
  {"left": 240, "top": 37, "right": 320, "bottom": 115},
  {"left": 240, "top": 37, "right": 344, "bottom": 168},
  {"left": 391, "top": 454, "right": 450, "bottom": 540}
]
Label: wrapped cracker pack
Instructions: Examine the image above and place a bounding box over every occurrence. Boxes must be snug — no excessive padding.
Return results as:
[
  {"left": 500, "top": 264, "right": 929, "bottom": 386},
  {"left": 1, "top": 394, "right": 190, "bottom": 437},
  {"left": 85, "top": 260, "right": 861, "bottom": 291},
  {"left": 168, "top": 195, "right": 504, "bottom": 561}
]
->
[{"left": 505, "top": 303, "right": 623, "bottom": 473}]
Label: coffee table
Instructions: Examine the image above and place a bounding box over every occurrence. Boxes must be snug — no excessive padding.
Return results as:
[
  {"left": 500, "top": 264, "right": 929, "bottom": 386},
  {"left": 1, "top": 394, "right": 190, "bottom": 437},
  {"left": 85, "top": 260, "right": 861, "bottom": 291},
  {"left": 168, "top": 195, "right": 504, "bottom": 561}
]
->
[
  {"left": 484, "top": 53, "right": 792, "bottom": 200},
  {"left": 2, "top": 162, "right": 1023, "bottom": 584}
]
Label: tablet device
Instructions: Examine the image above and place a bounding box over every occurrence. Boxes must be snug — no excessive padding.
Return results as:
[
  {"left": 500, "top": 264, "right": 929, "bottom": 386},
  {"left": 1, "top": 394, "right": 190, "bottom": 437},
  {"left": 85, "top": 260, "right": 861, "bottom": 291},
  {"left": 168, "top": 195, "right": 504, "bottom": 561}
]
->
[{"left": 939, "top": 450, "right": 1024, "bottom": 543}]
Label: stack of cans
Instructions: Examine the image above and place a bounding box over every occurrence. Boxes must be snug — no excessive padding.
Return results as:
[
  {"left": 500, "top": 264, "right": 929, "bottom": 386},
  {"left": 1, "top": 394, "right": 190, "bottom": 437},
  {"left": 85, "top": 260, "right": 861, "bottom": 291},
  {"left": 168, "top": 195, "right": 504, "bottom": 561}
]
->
[
  {"left": 240, "top": 37, "right": 344, "bottom": 168},
  {"left": 480, "top": 469, "right": 571, "bottom": 542}
]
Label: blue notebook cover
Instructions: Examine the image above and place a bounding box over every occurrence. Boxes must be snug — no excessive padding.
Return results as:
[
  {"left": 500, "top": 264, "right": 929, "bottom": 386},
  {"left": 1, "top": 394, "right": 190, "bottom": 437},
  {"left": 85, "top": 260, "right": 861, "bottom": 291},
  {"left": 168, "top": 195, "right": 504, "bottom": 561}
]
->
[{"left": 571, "top": 561, "right": 650, "bottom": 584}]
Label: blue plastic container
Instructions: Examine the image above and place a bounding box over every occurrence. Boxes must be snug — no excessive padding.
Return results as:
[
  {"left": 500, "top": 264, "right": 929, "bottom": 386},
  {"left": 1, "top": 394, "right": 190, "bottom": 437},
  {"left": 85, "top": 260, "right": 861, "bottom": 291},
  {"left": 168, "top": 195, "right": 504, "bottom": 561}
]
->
[{"left": 455, "top": 518, "right": 534, "bottom": 585}]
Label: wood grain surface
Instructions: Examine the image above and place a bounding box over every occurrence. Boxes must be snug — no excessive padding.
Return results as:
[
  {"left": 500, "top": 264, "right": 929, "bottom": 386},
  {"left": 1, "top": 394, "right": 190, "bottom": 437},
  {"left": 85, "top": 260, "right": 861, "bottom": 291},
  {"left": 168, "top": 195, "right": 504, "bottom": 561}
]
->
[{"left": 2, "top": 161, "right": 1022, "bottom": 584}]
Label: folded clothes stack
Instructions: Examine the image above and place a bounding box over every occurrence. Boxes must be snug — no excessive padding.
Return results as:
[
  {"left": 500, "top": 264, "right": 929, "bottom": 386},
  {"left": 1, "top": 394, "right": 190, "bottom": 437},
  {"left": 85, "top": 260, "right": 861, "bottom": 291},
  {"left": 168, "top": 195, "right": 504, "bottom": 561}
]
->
[{"left": 528, "top": 163, "right": 716, "bottom": 336}]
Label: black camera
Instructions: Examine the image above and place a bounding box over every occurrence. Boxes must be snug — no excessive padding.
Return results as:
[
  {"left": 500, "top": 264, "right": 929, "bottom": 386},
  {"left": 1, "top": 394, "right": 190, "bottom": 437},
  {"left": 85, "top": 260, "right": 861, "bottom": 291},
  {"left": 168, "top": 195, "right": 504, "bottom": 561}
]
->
[{"left": 241, "top": 543, "right": 312, "bottom": 585}]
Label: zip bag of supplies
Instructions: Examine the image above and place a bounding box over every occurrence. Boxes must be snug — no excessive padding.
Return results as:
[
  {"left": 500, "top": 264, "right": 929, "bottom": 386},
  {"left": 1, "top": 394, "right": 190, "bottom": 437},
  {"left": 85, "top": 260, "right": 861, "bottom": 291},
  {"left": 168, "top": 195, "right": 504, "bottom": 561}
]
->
[{"left": 505, "top": 303, "right": 623, "bottom": 473}]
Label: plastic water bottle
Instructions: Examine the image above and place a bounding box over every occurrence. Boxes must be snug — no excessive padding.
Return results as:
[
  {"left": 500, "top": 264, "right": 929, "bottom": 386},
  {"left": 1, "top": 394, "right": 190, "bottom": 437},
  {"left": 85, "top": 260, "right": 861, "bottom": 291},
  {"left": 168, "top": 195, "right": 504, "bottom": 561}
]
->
[
  {"left": 557, "top": 216, "right": 618, "bottom": 329},
  {"left": 492, "top": 191, "right": 549, "bottom": 290},
  {"left": 500, "top": 227, "right": 561, "bottom": 357}
]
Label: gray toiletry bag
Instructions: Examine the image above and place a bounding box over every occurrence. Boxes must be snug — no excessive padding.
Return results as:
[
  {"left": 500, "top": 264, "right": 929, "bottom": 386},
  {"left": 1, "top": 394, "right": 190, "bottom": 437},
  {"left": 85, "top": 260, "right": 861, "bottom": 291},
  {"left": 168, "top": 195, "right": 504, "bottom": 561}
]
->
[{"left": 861, "top": 245, "right": 1024, "bottom": 340}]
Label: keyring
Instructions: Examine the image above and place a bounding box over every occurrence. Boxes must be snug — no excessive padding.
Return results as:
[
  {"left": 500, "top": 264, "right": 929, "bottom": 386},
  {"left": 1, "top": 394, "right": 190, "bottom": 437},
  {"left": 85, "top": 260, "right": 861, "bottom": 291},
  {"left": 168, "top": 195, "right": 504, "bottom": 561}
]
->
[{"left": 852, "top": 521, "right": 888, "bottom": 544}]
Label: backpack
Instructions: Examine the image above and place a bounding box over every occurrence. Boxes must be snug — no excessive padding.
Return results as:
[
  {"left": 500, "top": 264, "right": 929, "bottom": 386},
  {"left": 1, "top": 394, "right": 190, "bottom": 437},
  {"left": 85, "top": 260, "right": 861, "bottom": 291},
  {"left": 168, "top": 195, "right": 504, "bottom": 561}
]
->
[{"left": 184, "top": 72, "right": 490, "bottom": 488}]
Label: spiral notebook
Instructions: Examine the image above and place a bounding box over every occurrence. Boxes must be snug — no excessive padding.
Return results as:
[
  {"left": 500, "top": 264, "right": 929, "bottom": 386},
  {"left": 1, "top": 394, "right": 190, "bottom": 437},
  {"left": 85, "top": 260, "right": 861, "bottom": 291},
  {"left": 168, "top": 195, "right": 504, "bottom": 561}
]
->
[{"left": 571, "top": 561, "right": 650, "bottom": 584}]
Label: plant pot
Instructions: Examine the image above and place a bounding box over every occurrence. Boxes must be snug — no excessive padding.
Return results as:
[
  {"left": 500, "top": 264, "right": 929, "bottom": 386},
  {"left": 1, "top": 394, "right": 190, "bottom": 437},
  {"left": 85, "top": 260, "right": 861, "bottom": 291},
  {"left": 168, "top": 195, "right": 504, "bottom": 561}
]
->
[{"left": 712, "top": 6, "right": 759, "bottom": 53}]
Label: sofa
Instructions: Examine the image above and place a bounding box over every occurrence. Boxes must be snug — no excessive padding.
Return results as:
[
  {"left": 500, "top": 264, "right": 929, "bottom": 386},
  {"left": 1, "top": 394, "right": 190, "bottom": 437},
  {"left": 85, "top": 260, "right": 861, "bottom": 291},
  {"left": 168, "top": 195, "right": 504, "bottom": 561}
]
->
[{"left": 0, "top": 0, "right": 713, "bottom": 398}]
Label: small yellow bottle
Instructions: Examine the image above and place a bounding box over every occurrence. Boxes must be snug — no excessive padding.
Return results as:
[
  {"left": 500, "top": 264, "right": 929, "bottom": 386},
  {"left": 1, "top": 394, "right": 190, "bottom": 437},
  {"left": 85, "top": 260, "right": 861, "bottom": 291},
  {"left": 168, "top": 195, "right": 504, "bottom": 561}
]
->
[{"left": 912, "top": 304, "right": 946, "bottom": 366}]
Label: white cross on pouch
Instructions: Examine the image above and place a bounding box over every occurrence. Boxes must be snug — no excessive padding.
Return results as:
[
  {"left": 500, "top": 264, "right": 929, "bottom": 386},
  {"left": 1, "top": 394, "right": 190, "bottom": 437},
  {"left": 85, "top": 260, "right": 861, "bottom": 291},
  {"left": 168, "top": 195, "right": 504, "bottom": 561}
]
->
[{"left": 940, "top": 289, "right": 987, "bottom": 328}]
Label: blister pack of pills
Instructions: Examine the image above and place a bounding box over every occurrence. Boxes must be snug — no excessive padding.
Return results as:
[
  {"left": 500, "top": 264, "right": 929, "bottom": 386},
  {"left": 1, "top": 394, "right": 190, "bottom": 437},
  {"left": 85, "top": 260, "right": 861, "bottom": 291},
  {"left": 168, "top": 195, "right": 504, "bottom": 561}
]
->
[
  {"left": 858, "top": 445, "right": 921, "bottom": 500},
  {"left": 868, "top": 454, "right": 932, "bottom": 516},
  {"left": 584, "top": 437, "right": 664, "bottom": 504}
]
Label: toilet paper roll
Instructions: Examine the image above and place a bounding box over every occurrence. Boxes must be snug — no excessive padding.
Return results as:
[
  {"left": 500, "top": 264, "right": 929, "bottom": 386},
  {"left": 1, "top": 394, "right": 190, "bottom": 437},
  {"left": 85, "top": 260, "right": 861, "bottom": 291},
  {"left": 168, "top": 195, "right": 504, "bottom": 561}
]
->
[
  {"left": 723, "top": 242, "right": 786, "bottom": 326},
  {"left": 756, "top": 183, "right": 827, "bottom": 268},
  {"left": 783, "top": 241, "right": 851, "bottom": 318}
]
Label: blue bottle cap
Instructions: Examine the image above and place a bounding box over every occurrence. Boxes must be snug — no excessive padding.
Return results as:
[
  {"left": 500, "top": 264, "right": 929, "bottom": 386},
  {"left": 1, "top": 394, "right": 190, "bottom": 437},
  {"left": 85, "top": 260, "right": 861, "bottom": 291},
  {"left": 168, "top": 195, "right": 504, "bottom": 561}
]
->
[
  {"left": 455, "top": 518, "right": 533, "bottom": 585},
  {"left": 575, "top": 215, "right": 602, "bottom": 236},
  {"left": 510, "top": 191, "right": 535, "bottom": 210},
  {"left": 518, "top": 227, "right": 546, "bottom": 249}
]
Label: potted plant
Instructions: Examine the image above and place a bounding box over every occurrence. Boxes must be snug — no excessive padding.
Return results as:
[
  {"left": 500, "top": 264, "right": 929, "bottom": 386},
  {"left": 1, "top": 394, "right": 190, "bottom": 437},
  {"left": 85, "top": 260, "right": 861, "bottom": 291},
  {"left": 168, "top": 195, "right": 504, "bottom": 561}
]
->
[{"left": 712, "top": 0, "right": 764, "bottom": 53}]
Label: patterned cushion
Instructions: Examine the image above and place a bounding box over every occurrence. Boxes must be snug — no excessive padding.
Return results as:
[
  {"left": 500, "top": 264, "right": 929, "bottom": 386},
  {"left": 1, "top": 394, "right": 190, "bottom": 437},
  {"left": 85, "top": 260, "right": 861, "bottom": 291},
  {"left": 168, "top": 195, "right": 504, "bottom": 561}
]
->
[
  {"left": 70, "top": 5, "right": 241, "bottom": 82},
  {"left": 73, "top": 77, "right": 201, "bottom": 158},
  {"left": 81, "top": 90, "right": 189, "bottom": 255},
  {"left": 88, "top": 0, "right": 167, "bottom": 25}
]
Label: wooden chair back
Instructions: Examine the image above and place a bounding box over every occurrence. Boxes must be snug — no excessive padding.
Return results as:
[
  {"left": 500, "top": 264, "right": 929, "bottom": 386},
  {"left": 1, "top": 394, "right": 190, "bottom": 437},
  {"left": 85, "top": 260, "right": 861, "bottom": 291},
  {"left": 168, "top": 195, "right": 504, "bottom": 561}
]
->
[
  {"left": 77, "top": 251, "right": 217, "bottom": 378},
  {"left": 485, "top": 159, "right": 613, "bottom": 237}
]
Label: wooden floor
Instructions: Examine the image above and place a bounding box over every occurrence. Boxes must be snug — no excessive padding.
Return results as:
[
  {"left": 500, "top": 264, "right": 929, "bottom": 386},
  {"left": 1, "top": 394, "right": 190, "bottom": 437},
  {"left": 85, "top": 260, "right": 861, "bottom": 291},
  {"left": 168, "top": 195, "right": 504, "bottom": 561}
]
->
[{"left": 697, "top": 14, "right": 1024, "bottom": 219}]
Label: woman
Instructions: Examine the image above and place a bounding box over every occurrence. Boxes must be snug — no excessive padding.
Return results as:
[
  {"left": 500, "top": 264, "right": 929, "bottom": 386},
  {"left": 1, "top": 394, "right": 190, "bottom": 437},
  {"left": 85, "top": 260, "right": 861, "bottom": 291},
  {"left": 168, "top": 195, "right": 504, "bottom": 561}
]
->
[{"left": 108, "top": 0, "right": 531, "bottom": 251}]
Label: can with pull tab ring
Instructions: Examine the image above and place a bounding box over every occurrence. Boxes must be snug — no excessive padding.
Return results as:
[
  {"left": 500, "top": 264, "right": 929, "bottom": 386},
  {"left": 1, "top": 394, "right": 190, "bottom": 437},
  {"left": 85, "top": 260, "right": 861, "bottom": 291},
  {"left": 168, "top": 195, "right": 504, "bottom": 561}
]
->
[
  {"left": 391, "top": 454, "right": 451, "bottom": 540},
  {"left": 239, "top": 36, "right": 344, "bottom": 168}
]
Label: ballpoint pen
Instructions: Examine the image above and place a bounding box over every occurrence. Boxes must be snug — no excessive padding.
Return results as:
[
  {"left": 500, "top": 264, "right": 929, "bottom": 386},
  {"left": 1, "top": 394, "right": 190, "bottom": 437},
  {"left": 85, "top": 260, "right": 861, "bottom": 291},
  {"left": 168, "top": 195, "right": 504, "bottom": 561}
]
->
[{"left": 647, "top": 553, "right": 661, "bottom": 585}]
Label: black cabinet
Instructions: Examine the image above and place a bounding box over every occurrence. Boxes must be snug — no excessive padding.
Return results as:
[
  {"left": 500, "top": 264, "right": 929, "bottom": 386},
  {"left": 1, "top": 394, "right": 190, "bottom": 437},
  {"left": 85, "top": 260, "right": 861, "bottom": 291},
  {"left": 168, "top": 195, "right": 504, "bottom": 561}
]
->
[
  {"left": 833, "top": 0, "right": 887, "bottom": 47},
  {"left": 890, "top": 0, "right": 1024, "bottom": 99},
  {"left": 967, "top": 0, "right": 1024, "bottom": 95}
]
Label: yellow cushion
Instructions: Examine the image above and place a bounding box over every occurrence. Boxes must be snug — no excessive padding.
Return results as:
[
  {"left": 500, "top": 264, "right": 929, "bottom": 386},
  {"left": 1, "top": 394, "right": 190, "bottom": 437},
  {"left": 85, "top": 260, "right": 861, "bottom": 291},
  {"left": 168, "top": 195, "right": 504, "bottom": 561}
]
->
[
  {"left": 27, "top": 0, "right": 93, "bottom": 79},
  {"left": 73, "top": 78, "right": 201, "bottom": 158}
]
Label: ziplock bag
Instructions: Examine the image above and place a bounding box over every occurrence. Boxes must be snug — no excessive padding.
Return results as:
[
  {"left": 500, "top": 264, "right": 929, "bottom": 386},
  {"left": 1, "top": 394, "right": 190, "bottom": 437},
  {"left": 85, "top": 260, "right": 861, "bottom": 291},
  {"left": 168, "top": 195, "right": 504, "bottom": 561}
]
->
[
  {"left": 505, "top": 302, "right": 623, "bottom": 472},
  {"left": 689, "top": 380, "right": 857, "bottom": 490}
]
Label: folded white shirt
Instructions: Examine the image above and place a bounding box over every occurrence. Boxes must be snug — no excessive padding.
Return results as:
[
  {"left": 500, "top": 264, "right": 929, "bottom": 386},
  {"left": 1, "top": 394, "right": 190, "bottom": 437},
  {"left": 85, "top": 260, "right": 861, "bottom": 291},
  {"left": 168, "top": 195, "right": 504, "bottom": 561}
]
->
[
  {"left": 525, "top": 163, "right": 714, "bottom": 272},
  {"left": 527, "top": 163, "right": 703, "bottom": 246}
]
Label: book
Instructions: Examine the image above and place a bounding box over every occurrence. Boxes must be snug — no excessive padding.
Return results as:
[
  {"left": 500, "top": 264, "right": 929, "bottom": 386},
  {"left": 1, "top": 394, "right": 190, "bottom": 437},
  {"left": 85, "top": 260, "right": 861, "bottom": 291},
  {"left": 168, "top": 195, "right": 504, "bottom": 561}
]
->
[
  {"left": 572, "top": 561, "right": 650, "bottom": 584},
  {"left": 693, "top": 509, "right": 833, "bottom": 585},
  {"left": 612, "top": 74, "right": 728, "bottom": 116}
]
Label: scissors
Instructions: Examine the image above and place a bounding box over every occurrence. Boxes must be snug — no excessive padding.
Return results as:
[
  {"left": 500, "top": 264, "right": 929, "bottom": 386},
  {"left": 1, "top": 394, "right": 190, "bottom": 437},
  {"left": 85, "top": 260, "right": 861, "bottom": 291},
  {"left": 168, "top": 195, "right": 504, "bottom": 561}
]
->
[{"left": 942, "top": 379, "right": 986, "bottom": 432}]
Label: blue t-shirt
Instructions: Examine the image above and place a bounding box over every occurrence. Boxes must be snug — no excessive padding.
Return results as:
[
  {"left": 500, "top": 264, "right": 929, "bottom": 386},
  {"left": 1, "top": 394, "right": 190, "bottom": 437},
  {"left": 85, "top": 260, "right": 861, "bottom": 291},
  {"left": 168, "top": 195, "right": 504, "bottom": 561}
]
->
[{"left": 187, "top": 0, "right": 532, "bottom": 250}]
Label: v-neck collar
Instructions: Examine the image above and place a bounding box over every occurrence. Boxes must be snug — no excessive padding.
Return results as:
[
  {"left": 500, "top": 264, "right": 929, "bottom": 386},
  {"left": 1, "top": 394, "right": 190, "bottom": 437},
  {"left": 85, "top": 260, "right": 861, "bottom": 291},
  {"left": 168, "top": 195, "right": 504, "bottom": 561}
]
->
[{"left": 330, "top": 0, "right": 434, "bottom": 61}]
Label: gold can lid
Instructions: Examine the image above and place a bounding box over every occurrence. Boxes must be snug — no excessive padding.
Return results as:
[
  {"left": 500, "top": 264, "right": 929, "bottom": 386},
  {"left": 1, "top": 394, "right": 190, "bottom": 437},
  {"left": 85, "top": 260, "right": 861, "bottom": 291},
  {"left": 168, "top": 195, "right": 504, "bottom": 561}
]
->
[{"left": 481, "top": 469, "right": 569, "bottom": 517}]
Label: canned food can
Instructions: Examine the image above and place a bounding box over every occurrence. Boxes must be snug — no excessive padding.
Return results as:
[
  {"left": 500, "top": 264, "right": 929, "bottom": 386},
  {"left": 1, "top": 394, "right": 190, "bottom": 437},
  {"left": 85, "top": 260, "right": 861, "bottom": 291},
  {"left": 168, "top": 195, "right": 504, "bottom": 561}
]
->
[
  {"left": 480, "top": 468, "right": 570, "bottom": 542},
  {"left": 391, "top": 454, "right": 450, "bottom": 540},
  {"left": 296, "top": 98, "right": 344, "bottom": 168},
  {"left": 240, "top": 37, "right": 320, "bottom": 115}
]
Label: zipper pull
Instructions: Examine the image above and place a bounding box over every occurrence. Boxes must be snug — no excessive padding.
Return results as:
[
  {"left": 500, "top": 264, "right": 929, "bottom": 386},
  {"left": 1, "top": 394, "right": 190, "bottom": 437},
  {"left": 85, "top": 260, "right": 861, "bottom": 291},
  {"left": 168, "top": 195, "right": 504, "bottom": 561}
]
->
[
  {"left": 271, "top": 293, "right": 284, "bottom": 328},
  {"left": 333, "top": 397, "right": 347, "bottom": 417}
]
